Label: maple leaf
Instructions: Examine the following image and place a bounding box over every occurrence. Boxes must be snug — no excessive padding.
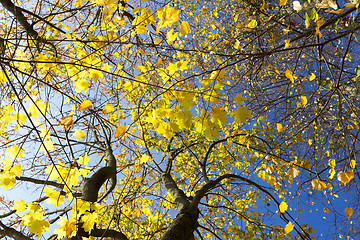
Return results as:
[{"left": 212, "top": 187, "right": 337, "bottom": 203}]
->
[
  {"left": 44, "top": 186, "right": 64, "bottom": 207},
  {"left": 140, "top": 155, "right": 150, "bottom": 164},
  {"left": 74, "top": 78, "right": 89, "bottom": 93},
  {"left": 7, "top": 144, "right": 24, "bottom": 158},
  {"left": 81, "top": 211, "right": 98, "bottom": 232},
  {"left": 293, "top": 1, "right": 303, "bottom": 11},
  {"left": 13, "top": 200, "right": 27, "bottom": 212},
  {"left": 78, "top": 100, "right": 93, "bottom": 111},
  {"left": 279, "top": 0, "right": 287, "bottom": 6},
  {"left": 104, "top": 103, "right": 115, "bottom": 113},
  {"left": 247, "top": 19, "right": 257, "bottom": 29},
  {"left": 115, "top": 125, "right": 126, "bottom": 138},
  {"left": 316, "top": 0, "right": 338, "bottom": 9},
  {"left": 166, "top": 29, "right": 179, "bottom": 45},
  {"left": 88, "top": 68, "right": 103, "bottom": 81},
  {"left": 233, "top": 106, "right": 252, "bottom": 123},
  {"left": 73, "top": 129, "right": 86, "bottom": 141},
  {"left": 28, "top": 219, "right": 50, "bottom": 235},
  {"left": 54, "top": 217, "right": 77, "bottom": 239},
  {"left": 58, "top": 115, "right": 74, "bottom": 130},
  {"left": 350, "top": 159, "right": 356, "bottom": 169},
  {"left": 40, "top": 140, "right": 54, "bottom": 153},
  {"left": 157, "top": 4, "right": 180, "bottom": 31},
  {"left": 79, "top": 154, "right": 90, "bottom": 165},
  {"left": 133, "top": 9, "right": 156, "bottom": 34},
  {"left": 28, "top": 100, "right": 48, "bottom": 118}
]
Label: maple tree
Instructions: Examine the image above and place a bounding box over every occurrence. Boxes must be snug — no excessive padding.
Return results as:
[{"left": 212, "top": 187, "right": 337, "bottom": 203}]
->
[{"left": 0, "top": 0, "right": 359, "bottom": 239}]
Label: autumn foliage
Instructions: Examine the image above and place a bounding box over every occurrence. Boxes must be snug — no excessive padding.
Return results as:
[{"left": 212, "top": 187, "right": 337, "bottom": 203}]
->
[{"left": 0, "top": 0, "right": 359, "bottom": 239}]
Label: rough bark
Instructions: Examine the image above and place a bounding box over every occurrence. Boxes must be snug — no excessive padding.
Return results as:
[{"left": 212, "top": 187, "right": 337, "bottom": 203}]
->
[
  {"left": 0, "top": 221, "right": 32, "bottom": 240},
  {"left": 63, "top": 143, "right": 126, "bottom": 240}
]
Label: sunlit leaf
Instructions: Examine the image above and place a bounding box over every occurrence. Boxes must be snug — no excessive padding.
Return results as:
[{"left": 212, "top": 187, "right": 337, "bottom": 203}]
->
[
  {"left": 287, "top": 167, "right": 300, "bottom": 178},
  {"left": 247, "top": 19, "right": 257, "bottom": 29},
  {"left": 73, "top": 129, "right": 86, "bottom": 141},
  {"left": 311, "top": 179, "right": 327, "bottom": 191},
  {"left": 337, "top": 170, "right": 354, "bottom": 184},
  {"left": 104, "top": 103, "right": 115, "bottom": 113},
  {"left": 78, "top": 100, "right": 93, "bottom": 111},
  {"left": 285, "top": 69, "right": 294, "bottom": 83},
  {"left": 115, "top": 125, "right": 126, "bottom": 138},
  {"left": 284, "top": 221, "right": 294, "bottom": 234},
  {"left": 180, "top": 21, "right": 190, "bottom": 35},
  {"left": 279, "top": 202, "right": 288, "bottom": 213},
  {"left": 300, "top": 96, "right": 307, "bottom": 106},
  {"left": 58, "top": 115, "right": 74, "bottom": 130},
  {"left": 345, "top": 207, "right": 353, "bottom": 220},
  {"left": 279, "top": 0, "right": 287, "bottom": 6},
  {"left": 277, "top": 123, "right": 287, "bottom": 132}
]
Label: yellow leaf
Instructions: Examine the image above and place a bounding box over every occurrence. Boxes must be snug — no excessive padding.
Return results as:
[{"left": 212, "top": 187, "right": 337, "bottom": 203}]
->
[
  {"left": 247, "top": 19, "right": 258, "bottom": 29},
  {"left": 233, "top": 106, "right": 252, "bottom": 123},
  {"left": 73, "top": 129, "right": 86, "bottom": 141},
  {"left": 54, "top": 217, "right": 77, "bottom": 239},
  {"left": 81, "top": 211, "right": 98, "bottom": 232},
  {"left": 285, "top": 69, "right": 294, "bottom": 83},
  {"left": 234, "top": 39, "right": 240, "bottom": 50},
  {"left": 329, "top": 168, "right": 336, "bottom": 179},
  {"left": 284, "top": 221, "right": 294, "bottom": 234},
  {"left": 153, "top": 38, "right": 163, "bottom": 45},
  {"left": 74, "top": 78, "right": 89, "bottom": 93},
  {"left": 300, "top": 96, "right": 307, "bottom": 106},
  {"left": 104, "top": 103, "right": 115, "bottom": 113},
  {"left": 10, "top": 164, "right": 22, "bottom": 177},
  {"left": 328, "top": 159, "right": 336, "bottom": 168},
  {"left": 277, "top": 123, "right": 287, "bottom": 132},
  {"left": 308, "top": 139, "right": 313, "bottom": 145},
  {"left": 324, "top": 207, "right": 329, "bottom": 213},
  {"left": 79, "top": 154, "right": 90, "bottom": 165},
  {"left": 180, "top": 21, "right": 190, "bottom": 35},
  {"left": 13, "top": 200, "right": 27, "bottom": 212},
  {"left": 284, "top": 39, "right": 290, "bottom": 49},
  {"left": 40, "top": 140, "right": 54, "bottom": 153},
  {"left": 115, "top": 125, "right": 126, "bottom": 138},
  {"left": 305, "top": 13, "right": 311, "bottom": 28},
  {"left": 157, "top": 4, "right": 180, "bottom": 31},
  {"left": 44, "top": 186, "right": 64, "bottom": 207},
  {"left": 350, "top": 159, "right": 356, "bottom": 169},
  {"left": 58, "top": 115, "right": 74, "bottom": 130},
  {"left": 140, "top": 155, "right": 150, "bottom": 164},
  {"left": 311, "top": 179, "right": 327, "bottom": 190},
  {"left": 166, "top": 29, "right": 178, "bottom": 45},
  {"left": 345, "top": 207, "right": 353, "bottom": 220},
  {"left": 279, "top": 0, "right": 287, "bottom": 6},
  {"left": 78, "top": 100, "right": 93, "bottom": 111},
  {"left": 337, "top": 170, "right": 354, "bottom": 184},
  {"left": 309, "top": 73, "right": 316, "bottom": 81},
  {"left": 279, "top": 202, "right": 288, "bottom": 213},
  {"left": 7, "top": 144, "right": 25, "bottom": 158}
]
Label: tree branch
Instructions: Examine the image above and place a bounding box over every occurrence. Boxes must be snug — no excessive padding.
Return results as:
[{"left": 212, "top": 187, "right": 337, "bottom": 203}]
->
[{"left": 0, "top": 220, "right": 33, "bottom": 240}]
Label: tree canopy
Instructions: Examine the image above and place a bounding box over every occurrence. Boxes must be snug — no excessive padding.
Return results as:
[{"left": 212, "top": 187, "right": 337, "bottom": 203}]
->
[{"left": 0, "top": 0, "right": 359, "bottom": 239}]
